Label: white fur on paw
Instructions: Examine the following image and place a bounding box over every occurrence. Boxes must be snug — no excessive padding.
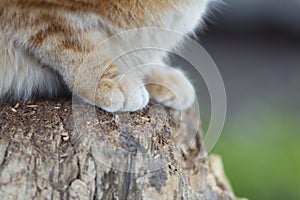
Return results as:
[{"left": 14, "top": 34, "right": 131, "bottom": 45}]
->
[
  {"left": 115, "top": 75, "right": 149, "bottom": 112},
  {"left": 96, "top": 75, "right": 149, "bottom": 112},
  {"left": 146, "top": 68, "right": 195, "bottom": 110},
  {"left": 121, "top": 85, "right": 149, "bottom": 112},
  {"left": 161, "top": 85, "right": 195, "bottom": 110},
  {"left": 95, "top": 78, "right": 126, "bottom": 112},
  {"left": 100, "top": 87, "right": 125, "bottom": 112}
]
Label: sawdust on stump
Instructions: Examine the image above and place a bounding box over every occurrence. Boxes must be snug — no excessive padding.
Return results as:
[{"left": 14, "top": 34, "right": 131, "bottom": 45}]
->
[{"left": 0, "top": 98, "right": 243, "bottom": 200}]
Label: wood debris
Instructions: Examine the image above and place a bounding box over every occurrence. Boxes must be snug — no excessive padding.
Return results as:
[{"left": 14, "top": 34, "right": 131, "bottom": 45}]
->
[{"left": 26, "top": 104, "right": 39, "bottom": 108}]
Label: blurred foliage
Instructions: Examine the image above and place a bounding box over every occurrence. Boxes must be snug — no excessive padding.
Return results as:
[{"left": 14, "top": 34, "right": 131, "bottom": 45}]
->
[{"left": 210, "top": 104, "right": 300, "bottom": 200}]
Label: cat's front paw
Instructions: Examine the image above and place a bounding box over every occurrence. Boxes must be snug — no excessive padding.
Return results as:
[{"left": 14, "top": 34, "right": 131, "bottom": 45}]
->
[
  {"left": 146, "top": 67, "right": 195, "bottom": 110},
  {"left": 95, "top": 75, "right": 149, "bottom": 112}
]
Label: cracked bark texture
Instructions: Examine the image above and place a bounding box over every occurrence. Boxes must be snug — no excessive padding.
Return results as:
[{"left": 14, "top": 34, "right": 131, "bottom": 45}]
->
[{"left": 0, "top": 99, "right": 244, "bottom": 200}]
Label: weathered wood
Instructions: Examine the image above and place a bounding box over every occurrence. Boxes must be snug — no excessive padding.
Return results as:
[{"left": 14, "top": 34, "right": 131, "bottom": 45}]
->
[{"left": 0, "top": 99, "right": 244, "bottom": 200}]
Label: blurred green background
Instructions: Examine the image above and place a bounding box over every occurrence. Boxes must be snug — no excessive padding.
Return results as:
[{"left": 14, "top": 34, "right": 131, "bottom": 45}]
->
[
  {"left": 212, "top": 104, "right": 300, "bottom": 200},
  {"left": 188, "top": 0, "right": 300, "bottom": 199}
]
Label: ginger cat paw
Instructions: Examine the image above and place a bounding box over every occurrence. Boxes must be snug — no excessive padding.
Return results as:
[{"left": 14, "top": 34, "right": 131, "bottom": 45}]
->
[
  {"left": 146, "top": 67, "right": 195, "bottom": 110},
  {"left": 96, "top": 75, "right": 149, "bottom": 112}
]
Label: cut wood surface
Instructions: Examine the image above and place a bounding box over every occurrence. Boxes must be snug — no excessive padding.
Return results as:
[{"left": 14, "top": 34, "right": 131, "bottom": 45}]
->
[{"left": 0, "top": 99, "right": 244, "bottom": 200}]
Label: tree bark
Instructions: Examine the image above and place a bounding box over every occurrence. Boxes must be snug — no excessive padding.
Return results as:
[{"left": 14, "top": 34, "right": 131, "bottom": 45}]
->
[{"left": 0, "top": 99, "right": 244, "bottom": 200}]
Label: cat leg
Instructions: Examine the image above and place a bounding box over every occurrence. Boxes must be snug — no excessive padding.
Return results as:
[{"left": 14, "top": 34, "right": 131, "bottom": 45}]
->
[
  {"left": 81, "top": 63, "right": 149, "bottom": 112},
  {"left": 27, "top": 42, "right": 150, "bottom": 112},
  {"left": 145, "top": 66, "right": 195, "bottom": 110},
  {"left": 4, "top": 9, "right": 150, "bottom": 112},
  {"left": 15, "top": 33, "right": 149, "bottom": 112}
]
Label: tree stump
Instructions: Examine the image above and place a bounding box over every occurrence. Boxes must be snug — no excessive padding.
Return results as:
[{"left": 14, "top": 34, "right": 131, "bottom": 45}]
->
[{"left": 0, "top": 99, "right": 244, "bottom": 200}]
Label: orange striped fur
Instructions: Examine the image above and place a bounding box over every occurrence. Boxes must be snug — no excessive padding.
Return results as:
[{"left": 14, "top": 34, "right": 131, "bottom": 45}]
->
[{"left": 0, "top": 0, "right": 210, "bottom": 112}]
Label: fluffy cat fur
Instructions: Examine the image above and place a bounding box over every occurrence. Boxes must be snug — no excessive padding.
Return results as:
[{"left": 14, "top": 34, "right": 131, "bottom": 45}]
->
[{"left": 0, "top": 0, "right": 211, "bottom": 112}]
